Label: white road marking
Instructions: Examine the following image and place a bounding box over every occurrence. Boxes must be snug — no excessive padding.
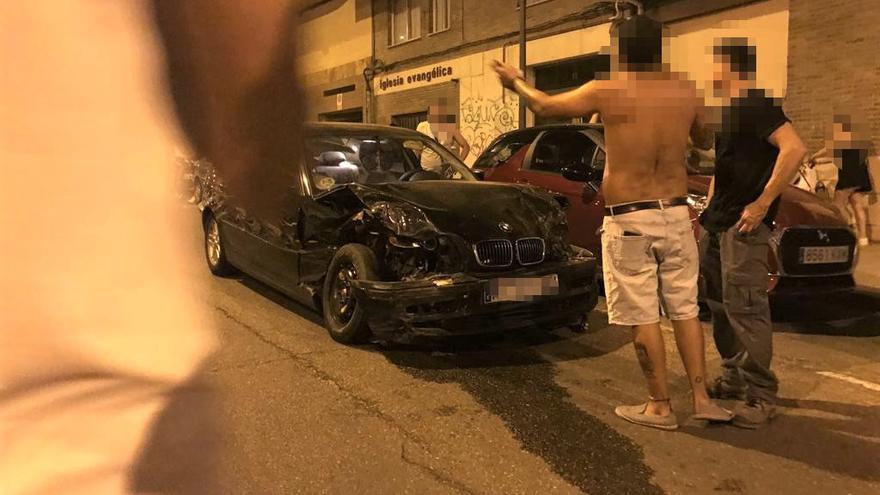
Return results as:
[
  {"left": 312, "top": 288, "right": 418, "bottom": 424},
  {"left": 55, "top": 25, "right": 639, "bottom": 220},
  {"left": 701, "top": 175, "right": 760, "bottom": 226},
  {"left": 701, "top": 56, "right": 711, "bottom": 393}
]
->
[{"left": 817, "top": 371, "right": 880, "bottom": 392}]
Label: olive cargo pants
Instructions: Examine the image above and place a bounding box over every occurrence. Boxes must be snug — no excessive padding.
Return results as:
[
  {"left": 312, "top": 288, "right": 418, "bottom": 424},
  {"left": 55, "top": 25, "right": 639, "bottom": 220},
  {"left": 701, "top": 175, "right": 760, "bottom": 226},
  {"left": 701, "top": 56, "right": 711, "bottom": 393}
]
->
[{"left": 700, "top": 224, "right": 779, "bottom": 403}]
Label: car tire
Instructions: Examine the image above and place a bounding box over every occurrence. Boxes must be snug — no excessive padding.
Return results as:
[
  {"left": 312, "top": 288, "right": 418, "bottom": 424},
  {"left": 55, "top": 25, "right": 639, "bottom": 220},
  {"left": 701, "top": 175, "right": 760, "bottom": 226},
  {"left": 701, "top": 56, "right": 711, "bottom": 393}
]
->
[
  {"left": 204, "top": 212, "right": 235, "bottom": 276},
  {"left": 322, "top": 244, "right": 379, "bottom": 344}
]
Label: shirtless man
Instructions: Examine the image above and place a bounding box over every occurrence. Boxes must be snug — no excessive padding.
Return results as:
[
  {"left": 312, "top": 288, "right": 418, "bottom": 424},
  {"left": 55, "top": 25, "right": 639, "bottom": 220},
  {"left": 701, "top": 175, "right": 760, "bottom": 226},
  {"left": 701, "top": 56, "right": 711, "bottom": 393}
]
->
[{"left": 492, "top": 14, "right": 731, "bottom": 430}]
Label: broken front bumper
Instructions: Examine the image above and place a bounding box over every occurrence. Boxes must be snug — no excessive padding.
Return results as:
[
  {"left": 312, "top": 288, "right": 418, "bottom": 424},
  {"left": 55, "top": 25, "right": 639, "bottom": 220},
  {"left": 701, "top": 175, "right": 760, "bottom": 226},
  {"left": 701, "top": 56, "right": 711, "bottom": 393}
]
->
[{"left": 352, "top": 258, "right": 599, "bottom": 338}]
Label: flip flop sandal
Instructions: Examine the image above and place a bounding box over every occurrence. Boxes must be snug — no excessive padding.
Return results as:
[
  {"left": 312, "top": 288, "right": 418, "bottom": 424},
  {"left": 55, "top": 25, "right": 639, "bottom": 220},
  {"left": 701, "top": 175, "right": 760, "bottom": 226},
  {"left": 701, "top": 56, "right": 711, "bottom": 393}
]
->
[
  {"left": 615, "top": 399, "right": 679, "bottom": 431},
  {"left": 691, "top": 408, "right": 734, "bottom": 423}
]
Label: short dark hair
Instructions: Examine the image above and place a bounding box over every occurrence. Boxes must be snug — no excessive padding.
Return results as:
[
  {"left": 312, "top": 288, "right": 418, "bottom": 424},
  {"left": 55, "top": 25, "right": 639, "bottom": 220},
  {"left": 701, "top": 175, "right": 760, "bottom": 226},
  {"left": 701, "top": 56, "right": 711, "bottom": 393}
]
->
[
  {"left": 714, "top": 38, "right": 757, "bottom": 77},
  {"left": 612, "top": 15, "right": 663, "bottom": 71}
]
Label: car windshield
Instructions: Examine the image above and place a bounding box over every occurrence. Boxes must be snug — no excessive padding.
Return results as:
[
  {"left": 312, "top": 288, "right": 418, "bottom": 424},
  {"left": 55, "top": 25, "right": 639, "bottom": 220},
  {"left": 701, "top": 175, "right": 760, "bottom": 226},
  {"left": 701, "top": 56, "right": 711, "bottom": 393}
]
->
[
  {"left": 473, "top": 130, "right": 540, "bottom": 169},
  {"left": 305, "top": 133, "right": 475, "bottom": 191}
]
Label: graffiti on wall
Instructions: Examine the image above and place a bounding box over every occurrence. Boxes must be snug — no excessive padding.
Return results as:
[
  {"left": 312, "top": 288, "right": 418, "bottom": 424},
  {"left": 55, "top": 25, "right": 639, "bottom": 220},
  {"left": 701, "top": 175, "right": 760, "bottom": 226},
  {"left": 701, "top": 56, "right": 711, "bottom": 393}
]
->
[{"left": 460, "top": 96, "right": 517, "bottom": 159}]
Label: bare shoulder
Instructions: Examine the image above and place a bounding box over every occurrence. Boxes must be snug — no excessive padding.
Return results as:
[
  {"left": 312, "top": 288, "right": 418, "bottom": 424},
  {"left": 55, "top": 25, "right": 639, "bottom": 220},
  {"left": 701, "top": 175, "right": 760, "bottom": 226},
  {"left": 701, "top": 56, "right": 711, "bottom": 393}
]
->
[
  {"left": 665, "top": 73, "right": 700, "bottom": 98},
  {"left": 663, "top": 74, "right": 703, "bottom": 113},
  {"left": 581, "top": 78, "right": 608, "bottom": 94},
  {"left": 589, "top": 78, "right": 625, "bottom": 98}
]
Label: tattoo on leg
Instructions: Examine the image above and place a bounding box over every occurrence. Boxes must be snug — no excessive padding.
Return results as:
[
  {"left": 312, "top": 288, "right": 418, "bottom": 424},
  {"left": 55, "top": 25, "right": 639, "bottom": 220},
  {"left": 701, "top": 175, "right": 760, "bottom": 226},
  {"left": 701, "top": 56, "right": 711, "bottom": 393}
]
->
[{"left": 634, "top": 342, "right": 655, "bottom": 379}]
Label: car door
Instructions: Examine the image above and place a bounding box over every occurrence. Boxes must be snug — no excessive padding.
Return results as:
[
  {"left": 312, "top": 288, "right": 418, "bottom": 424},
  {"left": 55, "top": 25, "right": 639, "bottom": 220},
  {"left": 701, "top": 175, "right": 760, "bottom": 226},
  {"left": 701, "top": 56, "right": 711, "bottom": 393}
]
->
[
  {"left": 219, "top": 187, "right": 304, "bottom": 299},
  {"left": 516, "top": 129, "right": 605, "bottom": 252},
  {"left": 258, "top": 174, "right": 309, "bottom": 297},
  {"left": 577, "top": 138, "right": 608, "bottom": 257}
]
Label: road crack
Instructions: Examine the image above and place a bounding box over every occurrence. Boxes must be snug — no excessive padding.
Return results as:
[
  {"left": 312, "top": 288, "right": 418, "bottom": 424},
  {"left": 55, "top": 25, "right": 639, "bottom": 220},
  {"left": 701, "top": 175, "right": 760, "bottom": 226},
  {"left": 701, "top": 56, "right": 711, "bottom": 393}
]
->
[
  {"left": 213, "top": 305, "right": 477, "bottom": 494},
  {"left": 400, "top": 441, "right": 477, "bottom": 495},
  {"left": 208, "top": 356, "right": 293, "bottom": 373}
]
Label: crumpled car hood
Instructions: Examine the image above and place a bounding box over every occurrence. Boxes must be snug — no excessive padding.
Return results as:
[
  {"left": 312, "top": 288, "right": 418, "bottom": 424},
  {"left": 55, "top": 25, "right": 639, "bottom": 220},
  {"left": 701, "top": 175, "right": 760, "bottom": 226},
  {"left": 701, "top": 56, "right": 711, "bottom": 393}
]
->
[{"left": 337, "top": 181, "right": 566, "bottom": 241}]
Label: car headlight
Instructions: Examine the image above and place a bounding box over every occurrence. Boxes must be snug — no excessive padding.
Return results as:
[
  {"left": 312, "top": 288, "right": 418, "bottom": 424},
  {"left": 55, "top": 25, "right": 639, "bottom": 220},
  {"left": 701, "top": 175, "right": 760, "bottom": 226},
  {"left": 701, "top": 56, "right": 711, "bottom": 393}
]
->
[
  {"left": 687, "top": 193, "right": 709, "bottom": 215},
  {"left": 370, "top": 201, "right": 438, "bottom": 238}
]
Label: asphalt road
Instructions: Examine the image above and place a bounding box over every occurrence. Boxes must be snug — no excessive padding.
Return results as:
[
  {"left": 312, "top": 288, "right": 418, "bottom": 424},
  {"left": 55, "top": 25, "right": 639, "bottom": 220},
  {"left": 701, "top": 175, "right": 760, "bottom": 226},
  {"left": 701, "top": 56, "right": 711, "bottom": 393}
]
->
[{"left": 134, "top": 211, "right": 880, "bottom": 495}]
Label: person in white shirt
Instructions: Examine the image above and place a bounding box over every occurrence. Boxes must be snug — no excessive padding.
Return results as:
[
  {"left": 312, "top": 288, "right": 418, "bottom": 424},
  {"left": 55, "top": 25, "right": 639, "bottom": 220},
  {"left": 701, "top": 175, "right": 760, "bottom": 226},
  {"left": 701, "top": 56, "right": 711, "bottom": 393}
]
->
[{"left": 416, "top": 98, "right": 470, "bottom": 171}]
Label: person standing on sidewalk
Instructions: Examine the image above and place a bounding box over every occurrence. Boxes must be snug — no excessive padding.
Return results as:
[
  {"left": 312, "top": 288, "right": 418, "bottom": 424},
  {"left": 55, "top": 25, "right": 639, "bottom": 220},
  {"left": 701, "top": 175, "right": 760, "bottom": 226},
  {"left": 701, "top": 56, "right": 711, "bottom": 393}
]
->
[
  {"left": 809, "top": 114, "right": 874, "bottom": 246},
  {"left": 700, "top": 38, "right": 808, "bottom": 429},
  {"left": 417, "top": 98, "right": 471, "bottom": 170},
  {"left": 492, "top": 14, "right": 732, "bottom": 430}
]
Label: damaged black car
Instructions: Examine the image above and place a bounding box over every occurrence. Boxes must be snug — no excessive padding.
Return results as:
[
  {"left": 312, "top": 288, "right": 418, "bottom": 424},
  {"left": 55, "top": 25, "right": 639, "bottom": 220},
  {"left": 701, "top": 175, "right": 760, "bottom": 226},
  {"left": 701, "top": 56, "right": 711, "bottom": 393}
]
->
[{"left": 199, "top": 123, "right": 599, "bottom": 344}]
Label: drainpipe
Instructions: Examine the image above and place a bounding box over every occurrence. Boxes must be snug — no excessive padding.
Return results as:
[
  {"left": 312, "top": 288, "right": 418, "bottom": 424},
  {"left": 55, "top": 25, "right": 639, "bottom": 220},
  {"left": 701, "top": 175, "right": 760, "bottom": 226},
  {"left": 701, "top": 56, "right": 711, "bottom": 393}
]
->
[
  {"left": 518, "top": 1, "right": 527, "bottom": 129},
  {"left": 364, "top": 0, "right": 377, "bottom": 124}
]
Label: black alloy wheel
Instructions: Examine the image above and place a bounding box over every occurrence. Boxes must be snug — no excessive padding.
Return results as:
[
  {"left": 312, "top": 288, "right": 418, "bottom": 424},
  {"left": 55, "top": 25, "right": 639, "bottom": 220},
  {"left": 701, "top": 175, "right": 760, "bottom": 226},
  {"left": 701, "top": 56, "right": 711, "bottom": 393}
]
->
[{"left": 322, "top": 244, "right": 379, "bottom": 344}]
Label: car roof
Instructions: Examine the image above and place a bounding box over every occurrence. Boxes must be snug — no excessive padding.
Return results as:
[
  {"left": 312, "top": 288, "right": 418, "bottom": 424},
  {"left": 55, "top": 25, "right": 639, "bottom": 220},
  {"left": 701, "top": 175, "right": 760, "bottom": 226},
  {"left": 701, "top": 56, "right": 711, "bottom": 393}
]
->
[
  {"left": 504, "top": 123, "right": 604, "bottom": 134},
  {"left": 303, "top": 122, "right": 424, "bottom": 139}
]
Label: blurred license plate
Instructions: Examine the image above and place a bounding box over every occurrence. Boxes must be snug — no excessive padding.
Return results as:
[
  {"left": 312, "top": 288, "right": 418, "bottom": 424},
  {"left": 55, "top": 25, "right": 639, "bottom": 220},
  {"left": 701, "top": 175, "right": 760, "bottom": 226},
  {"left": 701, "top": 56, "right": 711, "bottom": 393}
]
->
[
  {"left": 799, "top": 246, "right": 849, "bottom": 265},
  {"left": 486, "top": 274, "right": 559, "bottom": 303}
]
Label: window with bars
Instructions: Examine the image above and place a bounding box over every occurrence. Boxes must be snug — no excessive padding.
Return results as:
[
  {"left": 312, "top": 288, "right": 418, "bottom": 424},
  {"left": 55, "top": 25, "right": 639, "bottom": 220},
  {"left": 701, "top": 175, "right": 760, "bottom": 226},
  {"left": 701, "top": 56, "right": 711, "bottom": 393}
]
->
[
  {"left": 429, "top": 0, "right": 450, "bottom": 34},
  {"left": 389, "top": 0, "right": 421, "bottom": 46},
  {"left": 391, "top": 111, "right": 427, "bottom": 130}
]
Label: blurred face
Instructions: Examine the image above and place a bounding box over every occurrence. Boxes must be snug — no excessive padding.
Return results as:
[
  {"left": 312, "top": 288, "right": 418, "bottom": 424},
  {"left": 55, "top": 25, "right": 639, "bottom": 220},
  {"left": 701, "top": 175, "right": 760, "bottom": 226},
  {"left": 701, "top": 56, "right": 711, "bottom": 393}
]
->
[
  {"left": 833, "top": 122, "right": 851, "bottom": 142},
  {"left": 828, "top": 121, "right": 854, "bottom": 150},
  {"left": 711, "top": 57, "right": 738, "bottom": 98},
  {"left": 428, "top": 102, "right": 456, "bottom": 127}
]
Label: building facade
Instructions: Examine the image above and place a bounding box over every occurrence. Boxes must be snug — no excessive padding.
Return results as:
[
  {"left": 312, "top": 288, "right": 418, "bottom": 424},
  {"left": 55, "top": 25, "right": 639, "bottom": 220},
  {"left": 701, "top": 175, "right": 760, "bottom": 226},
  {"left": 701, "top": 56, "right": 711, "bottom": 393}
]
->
[
  {"left": 297, "top": 0, "right": 373, "bottom": 122},
  {"left": 298, "top": 0, "right": 880, "bottom": 236},
  {"left": 784, "top": 0, "right": 880, "bottom": 238},
  {"left": 364, "top": 0, "right": 795, "bottom": 161}
]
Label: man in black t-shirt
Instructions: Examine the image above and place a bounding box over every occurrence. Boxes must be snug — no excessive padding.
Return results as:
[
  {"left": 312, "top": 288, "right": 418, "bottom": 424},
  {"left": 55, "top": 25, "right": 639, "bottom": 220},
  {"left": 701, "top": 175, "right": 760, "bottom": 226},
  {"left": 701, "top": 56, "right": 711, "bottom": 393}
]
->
[{"left": 699, "top": 38, "right": 807, "bottom": 429}]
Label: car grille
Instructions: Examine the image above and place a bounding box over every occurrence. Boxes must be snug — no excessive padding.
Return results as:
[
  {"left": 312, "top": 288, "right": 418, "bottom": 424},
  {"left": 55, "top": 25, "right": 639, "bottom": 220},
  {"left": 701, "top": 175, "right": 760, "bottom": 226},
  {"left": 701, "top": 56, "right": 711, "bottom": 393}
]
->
[
  {"left": 776, "top": 227, "right": 855, "bottom": 276},
  {"left": 474, "top": 238, "right": 545, "bottom": 268},
  {"left": 516, "top": 238, "right": 545, "bottom": 265}
]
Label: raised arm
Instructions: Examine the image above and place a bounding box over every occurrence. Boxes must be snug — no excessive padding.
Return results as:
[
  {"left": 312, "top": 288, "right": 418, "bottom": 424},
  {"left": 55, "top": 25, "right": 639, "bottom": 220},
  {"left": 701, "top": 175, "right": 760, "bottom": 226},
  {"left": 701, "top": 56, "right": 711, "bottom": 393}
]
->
[
  {"left": 491, "top": 60, "right": 600, "bottom": 119},
  {"left": 453, "top": 129, "right": 471, "bottom": 161}
]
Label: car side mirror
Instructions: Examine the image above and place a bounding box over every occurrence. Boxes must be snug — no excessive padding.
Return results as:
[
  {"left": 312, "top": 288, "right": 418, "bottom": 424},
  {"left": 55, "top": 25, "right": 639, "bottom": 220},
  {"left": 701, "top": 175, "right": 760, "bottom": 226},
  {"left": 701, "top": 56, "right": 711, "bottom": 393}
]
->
[
  {"left": 581, "top": 181, "right": 599, "bottom": 202},
  {"left": 553, "top": 194, "right": 571, "bottom": 210}
]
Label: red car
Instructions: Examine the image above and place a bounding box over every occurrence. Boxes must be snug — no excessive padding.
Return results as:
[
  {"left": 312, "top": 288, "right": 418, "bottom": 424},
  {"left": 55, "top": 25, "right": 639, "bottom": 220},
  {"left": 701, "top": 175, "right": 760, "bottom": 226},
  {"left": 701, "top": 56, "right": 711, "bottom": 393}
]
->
[{"left": 474, "top": 124, "right": 858, "bottom": 295}]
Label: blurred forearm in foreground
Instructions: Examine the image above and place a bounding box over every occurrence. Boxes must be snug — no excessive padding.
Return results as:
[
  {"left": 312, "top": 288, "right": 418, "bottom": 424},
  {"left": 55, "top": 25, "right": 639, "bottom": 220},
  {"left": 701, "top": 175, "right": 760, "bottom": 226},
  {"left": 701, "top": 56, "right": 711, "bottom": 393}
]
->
[{"left": 0, "top": 1, "right": 303, "bottom": 493}]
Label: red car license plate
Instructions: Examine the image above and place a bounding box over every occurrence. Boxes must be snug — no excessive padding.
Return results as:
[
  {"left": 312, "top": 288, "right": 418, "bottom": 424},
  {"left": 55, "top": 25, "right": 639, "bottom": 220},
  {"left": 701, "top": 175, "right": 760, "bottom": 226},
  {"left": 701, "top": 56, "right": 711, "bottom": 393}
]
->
[{"left": 799, "top": 246, "right": 849, "bottom": 265}]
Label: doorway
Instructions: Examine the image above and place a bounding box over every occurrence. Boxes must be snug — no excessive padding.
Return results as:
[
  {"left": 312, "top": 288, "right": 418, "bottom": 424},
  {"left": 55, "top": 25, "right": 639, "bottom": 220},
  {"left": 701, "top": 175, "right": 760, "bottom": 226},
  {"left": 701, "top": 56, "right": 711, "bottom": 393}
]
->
[
  {"left": 319, "top": 108, "right": 364, "bottom": 123},
  {"left": 533, "top": 54, "right": 610, "bottom": 126}
]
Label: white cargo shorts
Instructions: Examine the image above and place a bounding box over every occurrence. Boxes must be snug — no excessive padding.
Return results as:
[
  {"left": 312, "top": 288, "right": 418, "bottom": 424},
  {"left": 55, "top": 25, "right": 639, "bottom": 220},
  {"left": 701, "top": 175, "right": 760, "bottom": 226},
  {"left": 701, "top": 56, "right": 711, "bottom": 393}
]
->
[{"left": 601, "top": 205, "right": 700, "bottom": 326}]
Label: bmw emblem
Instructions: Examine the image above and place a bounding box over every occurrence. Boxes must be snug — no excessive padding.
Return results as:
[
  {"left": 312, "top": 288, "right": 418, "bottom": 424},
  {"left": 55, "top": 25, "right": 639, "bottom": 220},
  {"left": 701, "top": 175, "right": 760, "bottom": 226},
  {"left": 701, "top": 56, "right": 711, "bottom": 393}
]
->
[
  {"left": 498, "top": 222, "right": 513, "bottom": 233},
  {"left": 817, "top": 230, "right": 830, "bottom": 243}
]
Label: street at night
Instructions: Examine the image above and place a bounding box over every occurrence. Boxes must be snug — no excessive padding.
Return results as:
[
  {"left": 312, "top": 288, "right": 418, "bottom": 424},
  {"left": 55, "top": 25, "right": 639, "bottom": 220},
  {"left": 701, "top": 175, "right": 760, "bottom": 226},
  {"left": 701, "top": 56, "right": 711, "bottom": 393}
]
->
[
  {"left": 5, "top": 2, "right": 880, "bottom": 494},
  {"left": 133, "top": 212, "right": 880, "bottom": 495}
]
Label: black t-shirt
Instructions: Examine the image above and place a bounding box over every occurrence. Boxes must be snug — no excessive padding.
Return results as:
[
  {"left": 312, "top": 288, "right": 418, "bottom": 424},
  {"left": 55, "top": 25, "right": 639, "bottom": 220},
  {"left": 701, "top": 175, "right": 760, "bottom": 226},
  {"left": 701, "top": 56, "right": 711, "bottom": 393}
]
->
[
  {"left": 700, "top": 89, "right": 791, "bottom": 233},
  {"left": 837, "top": 148, "right": 873, "bottom": 192}
]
